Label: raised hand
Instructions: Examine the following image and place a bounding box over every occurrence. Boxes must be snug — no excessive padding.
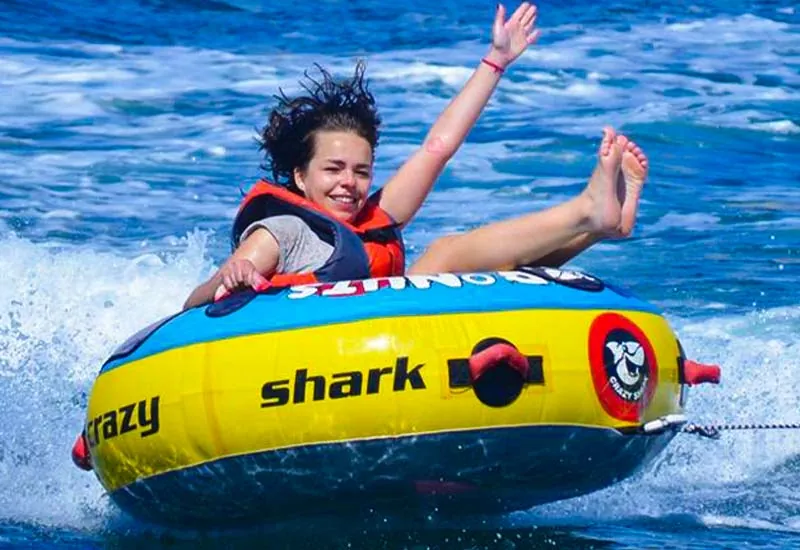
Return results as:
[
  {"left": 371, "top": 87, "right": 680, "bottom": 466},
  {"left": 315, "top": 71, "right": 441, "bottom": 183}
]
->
[{"left": 489, "top": 2, "right": 540, "bottom": 67}]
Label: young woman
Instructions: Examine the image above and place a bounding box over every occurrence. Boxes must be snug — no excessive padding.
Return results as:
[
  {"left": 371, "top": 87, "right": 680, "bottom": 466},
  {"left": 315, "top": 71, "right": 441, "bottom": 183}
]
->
[{"left": 183, "top": 2, "right": 648, "bottom": 310}]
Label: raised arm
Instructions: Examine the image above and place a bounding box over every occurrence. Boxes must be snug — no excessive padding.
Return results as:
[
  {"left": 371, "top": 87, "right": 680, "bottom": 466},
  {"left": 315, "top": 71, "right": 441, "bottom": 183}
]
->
[{"left": 378, "top": 2, "right": 540, "bottom": 226}]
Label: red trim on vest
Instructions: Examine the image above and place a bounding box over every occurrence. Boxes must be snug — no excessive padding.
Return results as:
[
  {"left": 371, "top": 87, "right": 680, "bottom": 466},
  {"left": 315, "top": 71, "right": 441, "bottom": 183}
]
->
[{"left": 235, "top": 181, "right": 404, "bottom": 285}]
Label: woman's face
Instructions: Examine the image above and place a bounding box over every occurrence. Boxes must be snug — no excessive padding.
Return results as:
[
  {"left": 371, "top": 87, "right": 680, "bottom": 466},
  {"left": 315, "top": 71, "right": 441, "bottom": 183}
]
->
[{"left": 294, "top": 130, "right": 373, "bottom": 223}]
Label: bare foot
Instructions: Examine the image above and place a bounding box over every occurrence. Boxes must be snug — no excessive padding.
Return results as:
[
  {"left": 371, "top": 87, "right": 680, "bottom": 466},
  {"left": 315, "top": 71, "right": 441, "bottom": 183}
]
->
[
  {"left": 615, "top": 134, "right": 649, "bottom": 237},
  {"left": 584, "top": 127, "right": 622, "bottom": 234}
]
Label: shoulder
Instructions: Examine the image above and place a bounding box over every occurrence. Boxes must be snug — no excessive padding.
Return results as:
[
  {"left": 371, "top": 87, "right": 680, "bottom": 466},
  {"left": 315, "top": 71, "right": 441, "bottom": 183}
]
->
[{"left": 240, "top": 215, "right": 313, "bottom": 244}]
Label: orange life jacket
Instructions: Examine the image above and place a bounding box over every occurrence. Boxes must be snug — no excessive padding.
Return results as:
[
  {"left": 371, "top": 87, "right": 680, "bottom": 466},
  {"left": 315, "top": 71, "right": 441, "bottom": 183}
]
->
[{"left": 231, "top": 181, "right": 405, "bottom": 287}]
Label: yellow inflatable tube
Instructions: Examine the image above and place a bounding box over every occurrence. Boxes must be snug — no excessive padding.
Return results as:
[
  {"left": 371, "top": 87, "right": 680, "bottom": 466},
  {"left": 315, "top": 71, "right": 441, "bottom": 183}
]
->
[{"left": 77, "top": 268, "right": 694, "bottom": 526}]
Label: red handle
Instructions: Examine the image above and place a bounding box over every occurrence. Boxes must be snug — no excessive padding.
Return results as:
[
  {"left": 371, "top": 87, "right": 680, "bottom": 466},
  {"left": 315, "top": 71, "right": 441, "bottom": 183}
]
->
[
  {"left": 468, "top": 343, "right": 529, "bottom": 382},
  {"left": 71, "top": 433, "right": 93, "bottom": 471},
  {"left": 683, "top": 359, "right": 721, "bottom": 385}
]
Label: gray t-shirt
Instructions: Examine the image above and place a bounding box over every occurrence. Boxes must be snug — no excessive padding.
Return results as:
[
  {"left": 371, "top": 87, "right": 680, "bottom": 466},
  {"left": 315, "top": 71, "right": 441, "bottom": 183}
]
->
[{"left": 240, "top": 215, "right": 333, "bottom": 274}]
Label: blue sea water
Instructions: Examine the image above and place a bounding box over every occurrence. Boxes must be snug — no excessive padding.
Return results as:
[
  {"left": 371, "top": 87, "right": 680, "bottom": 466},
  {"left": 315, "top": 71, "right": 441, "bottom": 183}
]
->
[{"left": 0, "top": 0, "right": 798, "bottom": 547}]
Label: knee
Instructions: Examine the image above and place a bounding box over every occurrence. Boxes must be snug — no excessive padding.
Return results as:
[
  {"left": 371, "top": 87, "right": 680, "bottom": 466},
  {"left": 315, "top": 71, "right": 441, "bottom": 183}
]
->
[{"left": 409, "top": 235, "right": 460, "bottom": 274}]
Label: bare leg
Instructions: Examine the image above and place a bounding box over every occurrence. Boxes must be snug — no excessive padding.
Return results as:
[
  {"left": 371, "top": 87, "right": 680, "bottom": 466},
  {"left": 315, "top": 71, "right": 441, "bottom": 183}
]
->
[
  {"left": 409, "top": 128, "right": 622, "bottom": 274},
  {"left": 527, "top": 232, "right": 601, "bottom": 268}
]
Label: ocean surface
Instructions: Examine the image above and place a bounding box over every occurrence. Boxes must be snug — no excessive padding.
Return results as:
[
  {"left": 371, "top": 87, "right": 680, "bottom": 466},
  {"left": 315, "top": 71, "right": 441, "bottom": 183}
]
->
[{"left": 1, "top": 0, "right": 799, "bottom": 548}]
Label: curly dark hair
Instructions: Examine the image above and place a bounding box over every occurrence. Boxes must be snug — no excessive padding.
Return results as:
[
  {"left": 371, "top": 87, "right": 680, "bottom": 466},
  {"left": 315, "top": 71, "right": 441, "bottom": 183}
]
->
[{"left": 259, "top": 61, "right": 381, "bottom": 193}]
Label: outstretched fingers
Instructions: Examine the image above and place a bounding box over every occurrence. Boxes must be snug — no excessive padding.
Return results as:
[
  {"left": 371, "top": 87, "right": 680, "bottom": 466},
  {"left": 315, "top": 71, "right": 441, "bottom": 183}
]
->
[
  {"left": 521, "top": 5, "right": 540, "bottom": 44},
  {"left": 520, "top": 3, "right": 537, "bottom": 29},
  {"left": 508, "top": 2, "right": 530, "bottom": 25},
  {"left": 490, "top": 3, "right": 541, "bottom": 64}
]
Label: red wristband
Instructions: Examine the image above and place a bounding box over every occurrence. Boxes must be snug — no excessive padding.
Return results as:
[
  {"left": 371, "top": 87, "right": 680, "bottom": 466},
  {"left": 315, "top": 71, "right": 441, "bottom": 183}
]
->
[{"left": 481, "top": 57, "right": 505, "bottom": 74}]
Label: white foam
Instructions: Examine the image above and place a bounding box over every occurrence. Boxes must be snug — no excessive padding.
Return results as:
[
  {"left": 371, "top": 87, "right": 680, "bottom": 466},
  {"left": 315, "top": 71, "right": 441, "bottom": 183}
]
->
[
  {"left": 0, "top": 231, "right": 216, "bottom": 527},
  {"left": 649, "top": 212, "right": 721, "bottom": 233},
  {"left": 21, "top": 68, "right": 136, "bottom": 85},
  {"left": 701, "top": 515, "right": 800, "bottom": 533},
  {"left": 751, "top": 120, "right": 800, "bottom": 134},
  {"left": 41, "top": 209, "right": 81, "bottom": 220},
  {"left": 371, "top": 62, "right": 474, "bottom": 88},
  {"left": 667, "top": 14, "right": 791, "bottom": 41},
  {"left": 0, "top": 58, "right": 34, "bottom": 77}
]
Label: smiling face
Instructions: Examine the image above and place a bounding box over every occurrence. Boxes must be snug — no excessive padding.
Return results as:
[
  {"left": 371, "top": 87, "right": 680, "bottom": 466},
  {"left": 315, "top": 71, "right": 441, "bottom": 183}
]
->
[{"left": 293, "top": 130, "right": 374, "bottom": 223}]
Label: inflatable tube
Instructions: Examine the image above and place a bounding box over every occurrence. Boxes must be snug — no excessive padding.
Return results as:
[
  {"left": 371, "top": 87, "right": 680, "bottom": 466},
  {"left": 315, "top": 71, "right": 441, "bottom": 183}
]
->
[{"left": 77, "top": 267, "right": 688, "bottom": 526}]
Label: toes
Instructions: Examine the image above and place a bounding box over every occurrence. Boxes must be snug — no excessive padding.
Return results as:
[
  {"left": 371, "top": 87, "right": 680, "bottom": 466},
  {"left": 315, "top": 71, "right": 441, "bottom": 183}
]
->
[
  {"left": 622, "top": 141, "right": 648, "bottom": 166},
  {"left": 601, "top": 134, "right": 612, "bottom": 155},
  {"left": 600, "top": 127, "right": 621, "bottom": 157},
  {"left": 627, "top": 142, "right": 646, "bottom": 159}
]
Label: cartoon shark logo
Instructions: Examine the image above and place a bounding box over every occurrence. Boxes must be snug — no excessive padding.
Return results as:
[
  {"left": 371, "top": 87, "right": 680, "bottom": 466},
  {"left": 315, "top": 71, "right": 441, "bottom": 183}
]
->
[
  {"left": 589, "top": 313, "right": 658, "bottom": 420},
  {"left": 606, "top": 340, "right": 645, "bottom": 387},
  {"left": 603, "top": 329, "right": 650, "bottom": 401}
]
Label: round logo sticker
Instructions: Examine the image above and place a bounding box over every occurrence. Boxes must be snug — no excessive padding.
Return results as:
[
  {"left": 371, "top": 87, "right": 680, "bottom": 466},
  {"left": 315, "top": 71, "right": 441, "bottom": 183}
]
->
[{"left": 588, "top": 313, "right": 658, "bottom": 422}]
